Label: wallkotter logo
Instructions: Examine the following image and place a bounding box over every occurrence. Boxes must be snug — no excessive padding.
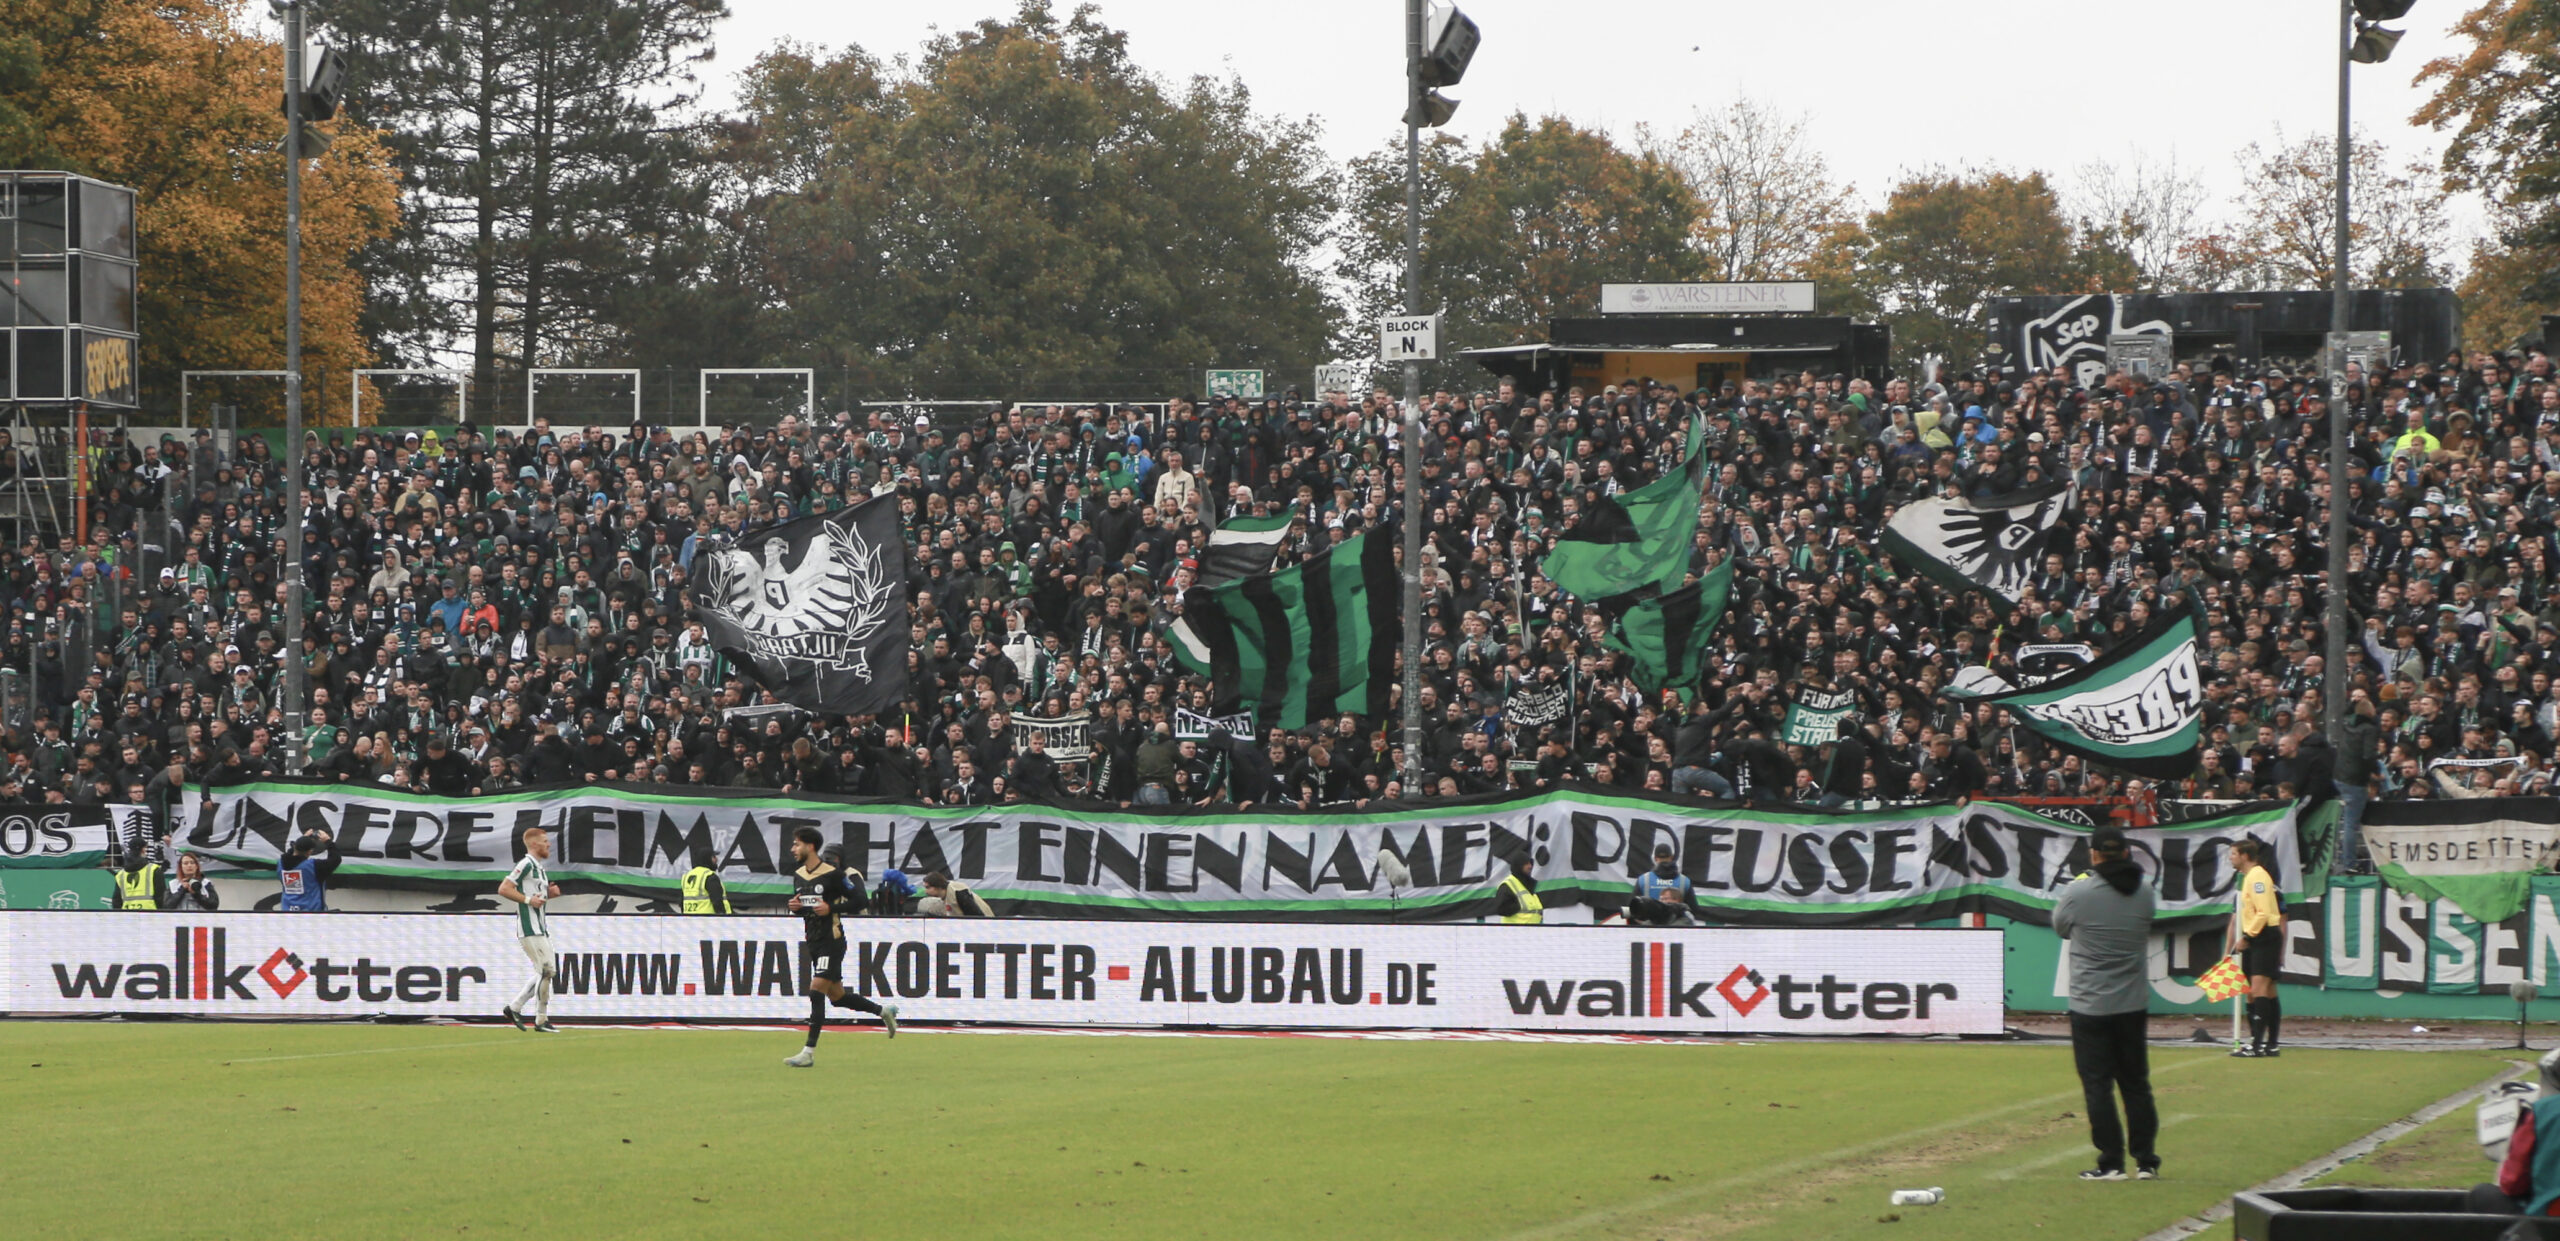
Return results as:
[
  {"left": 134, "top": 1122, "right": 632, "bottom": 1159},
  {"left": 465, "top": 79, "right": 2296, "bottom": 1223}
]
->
[
  {"left": 51, "top": 927, "right": 488, "bottom": 1004},
  {"left": 1500, "top": 942, "right": 1961, "bottom": 1022}
]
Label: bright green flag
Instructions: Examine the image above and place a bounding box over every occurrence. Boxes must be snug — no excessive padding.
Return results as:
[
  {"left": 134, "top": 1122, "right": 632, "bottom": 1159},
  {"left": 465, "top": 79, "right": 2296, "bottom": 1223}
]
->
[
  {"left": 1603, "top": 553, "right": 1734, "bottom": 699},
  {"left": 1541, "top": 416, "right": 1710, "bottom": 601}
]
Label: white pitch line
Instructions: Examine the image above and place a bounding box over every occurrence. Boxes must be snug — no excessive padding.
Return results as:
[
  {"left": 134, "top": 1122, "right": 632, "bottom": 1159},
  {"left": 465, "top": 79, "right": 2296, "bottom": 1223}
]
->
[
  {"left": 2133, "top": 1061, "right": 2531, "bottom": 1241},
  {"left": 1989, "top": 1114, "right": 2199, "bottom": 1180},
  {"left": 1495, "top": 1053, "right": 2221, "bottom": 1241},
  {"left": 220, "top": 1031, "right": 634, "bottom": 1064}
]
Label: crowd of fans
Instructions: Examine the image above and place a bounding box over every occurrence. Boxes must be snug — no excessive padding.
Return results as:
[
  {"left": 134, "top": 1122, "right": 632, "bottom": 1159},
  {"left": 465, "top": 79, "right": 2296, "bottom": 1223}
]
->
[{"left": 6, "top": 343, "right": 2557, "bottom": 854}]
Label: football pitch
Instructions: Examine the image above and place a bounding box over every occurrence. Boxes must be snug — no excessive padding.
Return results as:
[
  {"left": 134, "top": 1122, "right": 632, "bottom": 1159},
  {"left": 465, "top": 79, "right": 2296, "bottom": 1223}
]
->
[{"left": 0, "top": 1021, "right": 2513, "bottom": 1241}]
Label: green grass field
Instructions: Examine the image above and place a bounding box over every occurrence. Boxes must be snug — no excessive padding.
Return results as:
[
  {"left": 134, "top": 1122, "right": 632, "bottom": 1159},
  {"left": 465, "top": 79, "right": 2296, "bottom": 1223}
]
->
[
  {"left": 2185, "top": 1064, "right": 2526, "bottom": 1240},
  {"left": 0, "top": 1022, "right": 2512, "bottom": 1241}
]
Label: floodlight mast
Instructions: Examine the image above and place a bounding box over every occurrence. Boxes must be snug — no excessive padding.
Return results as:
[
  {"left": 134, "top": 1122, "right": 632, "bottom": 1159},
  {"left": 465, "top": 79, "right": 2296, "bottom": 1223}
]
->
[
  {"left": 2323, "top": 0, "right": 2413, "bottom": 784},
  {"left": 1397, "top": 2, "right": 1478, "bottom": 796},
  {"left": 281, "top": 0, "right": 306, "bottom": 773}
]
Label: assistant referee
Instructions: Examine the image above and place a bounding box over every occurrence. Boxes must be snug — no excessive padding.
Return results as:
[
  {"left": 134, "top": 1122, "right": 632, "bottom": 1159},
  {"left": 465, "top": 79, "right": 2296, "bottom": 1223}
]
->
[{"left": 2229, "top": 838, "right": 2284, "bottom": 1058}]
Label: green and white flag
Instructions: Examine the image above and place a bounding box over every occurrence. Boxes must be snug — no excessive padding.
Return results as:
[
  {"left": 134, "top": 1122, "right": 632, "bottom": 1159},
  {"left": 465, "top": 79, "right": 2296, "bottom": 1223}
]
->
[
  {"left": 1605, "top": 554, "right": 1733, "bottom": 699},
  {"left": 1168, "top": 529, "right": 1398, "bottom": 729},
  {"left": 1781, "top": 685, "right": 1858, "bottom": 746},
  {"left": 1943, "top": 613, "right": 2201, "bottom": 779},
  {"left": 1542, "top": 416, "right": 1709, "bottom": 601},
  {"left": 2362, "top": 797, "right": 2560, "bottom": 924}
]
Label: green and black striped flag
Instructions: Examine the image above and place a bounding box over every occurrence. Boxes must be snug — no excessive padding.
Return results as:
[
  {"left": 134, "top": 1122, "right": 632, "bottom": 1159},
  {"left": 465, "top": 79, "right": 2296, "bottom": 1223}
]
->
[
  {"left": 1166, "top": 508, "right": 1295, "bottom": 662},
  {"left": 1604, "top": 553, "right": 1734, "bottom": 699},
  {"left": 1193, "top": 508, "right": 1294, "bottom": 586},
  {"left": 1167, "top": 530, "right": 1400, "bottom": 729},
  {"left": 1541, "top": 415, "right": 1710, "bottom": 601}
]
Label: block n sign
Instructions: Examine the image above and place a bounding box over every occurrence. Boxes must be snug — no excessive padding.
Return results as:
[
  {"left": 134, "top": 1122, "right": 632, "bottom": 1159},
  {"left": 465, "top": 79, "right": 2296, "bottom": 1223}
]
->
[
  {"left": 1205, "top": 369, "right": 1265, "bottom": 400},
  {"left": 1380, "top": 315, "right": 1438, "bottom": 363}
]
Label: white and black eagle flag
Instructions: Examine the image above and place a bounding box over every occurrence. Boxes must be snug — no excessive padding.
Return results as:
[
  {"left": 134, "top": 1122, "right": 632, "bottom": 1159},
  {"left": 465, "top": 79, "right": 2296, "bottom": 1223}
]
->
[
  {"left": 688, "top": 492, "right": 908, "bottom": 717},
  {"left": 1880, "top": 481, "right": 2075, "bottom": 603}
]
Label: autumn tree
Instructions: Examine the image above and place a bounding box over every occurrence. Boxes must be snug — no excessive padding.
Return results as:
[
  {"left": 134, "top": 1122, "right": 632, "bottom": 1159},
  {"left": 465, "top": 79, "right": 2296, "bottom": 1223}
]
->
[
  {"left": 2414, "top": 0, "right": 2560, "bottom": 338},
  {"left": 1339, "top": 114, "right": 1704, "bottom": 387},
  {"left": 1818, "top": 168, "right": 2129, "bottom": 364},
  {"left": 2457, "top": 214, "right": 2559, "bottom": 350},
  {"left": 2230, "top": 131, "right": 2450, "bottom": 290},
  {"left": 1641, "top": 99, "right": 1857, "bottom": 283},
  {"left": 0, "top": 0, "right": 398, "bottom": 421}
]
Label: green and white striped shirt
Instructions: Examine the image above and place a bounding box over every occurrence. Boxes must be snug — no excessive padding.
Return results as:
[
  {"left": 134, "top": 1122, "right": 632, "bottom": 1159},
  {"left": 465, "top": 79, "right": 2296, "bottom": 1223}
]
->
[{"left": 507, "top": 855, "right": 551, "bottom": 938}]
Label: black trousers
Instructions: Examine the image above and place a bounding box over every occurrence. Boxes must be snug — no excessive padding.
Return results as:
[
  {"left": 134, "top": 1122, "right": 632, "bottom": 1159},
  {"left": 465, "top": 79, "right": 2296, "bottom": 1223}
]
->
[{"left": 2069, "top": 1010, "right": 2159, "bottom": 1171}]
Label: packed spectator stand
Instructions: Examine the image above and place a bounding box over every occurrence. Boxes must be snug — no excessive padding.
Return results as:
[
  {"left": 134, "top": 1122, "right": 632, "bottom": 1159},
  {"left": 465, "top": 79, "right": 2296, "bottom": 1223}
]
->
[{"left": 11, "top": 349, "right": 2557, "bottom": 834}]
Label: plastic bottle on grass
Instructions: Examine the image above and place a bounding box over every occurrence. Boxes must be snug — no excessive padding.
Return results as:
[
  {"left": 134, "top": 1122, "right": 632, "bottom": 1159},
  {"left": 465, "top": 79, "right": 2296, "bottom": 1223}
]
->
[{"left": 1889, "top": 1188, "right": 1943, "bottom": 1206}]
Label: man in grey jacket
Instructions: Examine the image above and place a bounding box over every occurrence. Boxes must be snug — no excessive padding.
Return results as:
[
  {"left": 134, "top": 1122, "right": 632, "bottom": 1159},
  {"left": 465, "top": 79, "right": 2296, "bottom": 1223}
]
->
[
  {"left": 2050, "top": 825, "right": 2161, "bottom": 1182},
  {"left": 2333, "top": 691, "right": 2381, "bottom": 874}
]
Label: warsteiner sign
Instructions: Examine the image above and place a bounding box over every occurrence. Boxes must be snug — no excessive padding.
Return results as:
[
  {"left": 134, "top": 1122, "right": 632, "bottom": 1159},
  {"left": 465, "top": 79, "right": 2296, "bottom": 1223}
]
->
[
  {"left": 181, "top": 782, "right": 2305, "bottom": 926},
  {"left": 0, "top": 913, "right": 2002, "bottom": 1034}
]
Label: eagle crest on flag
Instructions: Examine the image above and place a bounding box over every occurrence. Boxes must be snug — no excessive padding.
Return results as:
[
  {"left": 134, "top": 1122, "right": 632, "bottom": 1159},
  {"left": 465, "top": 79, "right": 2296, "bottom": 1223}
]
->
[
  {"left": 1923, "top": 487, "right": 2072, "bottom": 600},
  {"left": 697, "top": 517, "right": 893, "bottom": 680},
  {"left": 1881, "top": 481, "right": 2075, "bottom": 603}
]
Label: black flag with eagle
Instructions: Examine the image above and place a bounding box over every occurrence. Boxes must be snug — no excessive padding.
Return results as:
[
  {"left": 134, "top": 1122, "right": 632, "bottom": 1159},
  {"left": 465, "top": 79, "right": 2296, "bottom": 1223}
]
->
[
  {"left": 687, "top": 491, "right": 909, "bottom": 716},
  {"left": 1879, "top": 480, "right": 2075, "bottom": 603}
]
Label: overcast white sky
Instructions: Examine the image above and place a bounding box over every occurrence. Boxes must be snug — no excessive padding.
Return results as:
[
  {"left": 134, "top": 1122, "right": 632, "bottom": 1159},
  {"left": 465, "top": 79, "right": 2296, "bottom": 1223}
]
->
[{"left": 713, "top": 0, "right": 2484, "bottom": 244}]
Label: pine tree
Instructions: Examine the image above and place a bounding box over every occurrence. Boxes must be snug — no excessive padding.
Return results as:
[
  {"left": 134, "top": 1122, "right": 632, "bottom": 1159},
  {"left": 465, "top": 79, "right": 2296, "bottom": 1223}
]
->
[{"left": 321, "top": 0, "right": 725, "bottom": 410}]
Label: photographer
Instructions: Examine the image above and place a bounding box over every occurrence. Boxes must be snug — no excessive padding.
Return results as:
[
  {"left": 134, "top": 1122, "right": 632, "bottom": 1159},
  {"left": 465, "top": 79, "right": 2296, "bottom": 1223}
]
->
[
  {"left": 167, "top": 851, "right": 220, "bottom": 911},
  {"left": 279, "top": 828, "right": 339, "bottom": 912},
  {"left": 2475, "top": 1048, "right": 2560, "bottom": 1217},
  {"left": 871, "top": 866, "right": 918, "bottom": 915},
  {"left": 919, "top": 870, "right": 993, "bottom": 917}
]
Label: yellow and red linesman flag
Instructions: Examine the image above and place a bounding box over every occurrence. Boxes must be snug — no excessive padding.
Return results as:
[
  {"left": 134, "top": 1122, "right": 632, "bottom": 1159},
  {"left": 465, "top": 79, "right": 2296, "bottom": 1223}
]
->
[{"left": 2197, "top": 956, "right": 2248, "bottom": 1001}]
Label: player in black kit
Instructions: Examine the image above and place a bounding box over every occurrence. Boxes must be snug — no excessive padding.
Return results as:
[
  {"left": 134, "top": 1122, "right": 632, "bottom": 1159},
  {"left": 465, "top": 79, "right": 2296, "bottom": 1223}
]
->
[{"left": 782, "top": 827, "right": 898, "bottom": 1067}]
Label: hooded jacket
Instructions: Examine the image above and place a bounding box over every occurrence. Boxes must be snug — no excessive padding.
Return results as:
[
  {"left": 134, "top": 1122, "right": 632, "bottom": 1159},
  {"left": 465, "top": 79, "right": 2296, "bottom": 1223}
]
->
[{"left": 2050, "top": 857, "right": 2156, "bottom": 1017}]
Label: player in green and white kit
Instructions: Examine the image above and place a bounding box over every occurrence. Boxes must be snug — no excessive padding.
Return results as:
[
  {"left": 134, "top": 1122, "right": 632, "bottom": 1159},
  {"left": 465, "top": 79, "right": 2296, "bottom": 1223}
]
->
[{"left": 499, "top": 826, "right": 561, "bottom": 1032}]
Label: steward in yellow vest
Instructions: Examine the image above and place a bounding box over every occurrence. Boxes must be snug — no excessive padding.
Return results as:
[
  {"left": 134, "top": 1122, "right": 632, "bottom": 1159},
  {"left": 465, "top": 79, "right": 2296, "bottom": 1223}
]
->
[
  {"left": 1494, "top": 855, "right": 1544, "bottom": 925},
  {"left": 116, "top": 852, "right": 167, "bottom": 911},
  {"left": 680, "top": 848, "right": 730, "bottom": 914}
]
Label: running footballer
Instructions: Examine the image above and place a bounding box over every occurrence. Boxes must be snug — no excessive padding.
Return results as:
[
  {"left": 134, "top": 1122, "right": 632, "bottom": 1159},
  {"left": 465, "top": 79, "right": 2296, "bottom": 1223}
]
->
[{"left": 783, "top": 827, "right": 897, "bottom": 1067}]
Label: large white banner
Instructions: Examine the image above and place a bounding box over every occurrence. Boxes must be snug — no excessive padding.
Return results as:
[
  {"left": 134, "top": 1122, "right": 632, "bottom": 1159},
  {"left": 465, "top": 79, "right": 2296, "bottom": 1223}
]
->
[
  {"left": 0, "top": 913, "right": 2001, "bottom": 1034},
  {"left": 167, "top": 782, "right": 2306, "bottom": 926},
  {"left": 2361, "top": 798, "right": 2560, "bottom": 877}
]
